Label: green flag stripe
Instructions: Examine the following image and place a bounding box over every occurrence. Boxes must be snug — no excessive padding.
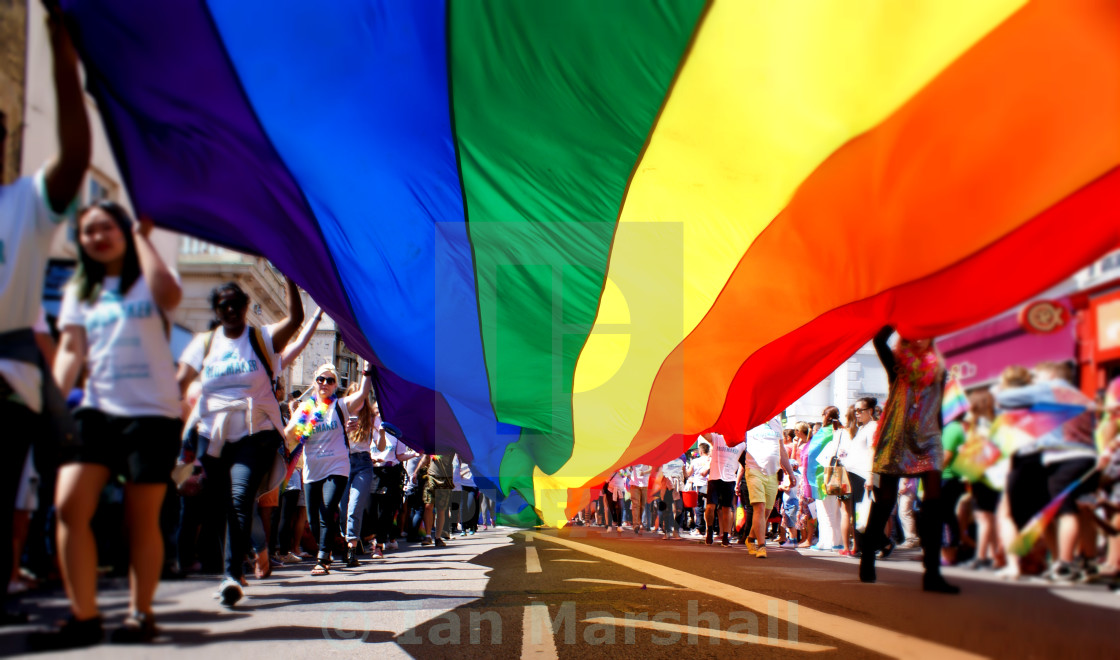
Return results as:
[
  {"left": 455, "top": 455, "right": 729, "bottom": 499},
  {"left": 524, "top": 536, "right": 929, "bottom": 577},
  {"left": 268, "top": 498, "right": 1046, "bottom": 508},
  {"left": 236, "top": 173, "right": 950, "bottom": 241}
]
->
[{"left": 450, "top": 1, "right": 706, "bottom": 481}]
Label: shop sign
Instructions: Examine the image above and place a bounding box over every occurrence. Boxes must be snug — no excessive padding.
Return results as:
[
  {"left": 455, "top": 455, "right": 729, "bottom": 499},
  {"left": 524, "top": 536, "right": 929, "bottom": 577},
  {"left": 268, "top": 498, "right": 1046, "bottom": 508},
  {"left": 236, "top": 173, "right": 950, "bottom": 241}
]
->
[{"left": 1018, "top": 300, "right": 1070, "bottom": 335}]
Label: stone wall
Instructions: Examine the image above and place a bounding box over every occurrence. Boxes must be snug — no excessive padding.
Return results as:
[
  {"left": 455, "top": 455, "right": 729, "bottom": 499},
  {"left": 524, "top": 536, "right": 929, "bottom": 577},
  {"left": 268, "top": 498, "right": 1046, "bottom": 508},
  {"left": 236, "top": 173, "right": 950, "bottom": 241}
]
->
[{"left": 0, "top": 0, "right": 27, "bottom": 184}]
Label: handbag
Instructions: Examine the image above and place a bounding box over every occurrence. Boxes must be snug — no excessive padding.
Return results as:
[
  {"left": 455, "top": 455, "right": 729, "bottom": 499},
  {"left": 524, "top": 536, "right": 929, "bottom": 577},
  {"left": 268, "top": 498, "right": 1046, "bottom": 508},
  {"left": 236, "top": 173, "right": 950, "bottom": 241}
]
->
[
  {"left": 823, "top": 435, "right": 851, "bottom": 496},
  {"left": 855, "top": 495, "right": 873, "bottom": 533}
]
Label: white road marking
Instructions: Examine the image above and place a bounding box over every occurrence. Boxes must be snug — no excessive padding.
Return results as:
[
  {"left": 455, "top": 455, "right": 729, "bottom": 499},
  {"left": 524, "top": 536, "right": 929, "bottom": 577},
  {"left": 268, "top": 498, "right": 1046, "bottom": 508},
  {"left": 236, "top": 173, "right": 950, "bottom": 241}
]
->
[
  {"left": 525, "top": 546, "right": 542, "bottom": 573},
  {"left": 581, "top": 616, "right": 835, "bottom": 652},
  {"left": 565, "top": 578, "right": 680, "bottom": 590},
  {"left": 551, "top": 558, "right": 599, "bottom": 563},
  {"left": 528, "top": 532, "right": 985, "bottom": 660},
  {"left": 522, "top": 603, "right": 560, "bottom": 659}
]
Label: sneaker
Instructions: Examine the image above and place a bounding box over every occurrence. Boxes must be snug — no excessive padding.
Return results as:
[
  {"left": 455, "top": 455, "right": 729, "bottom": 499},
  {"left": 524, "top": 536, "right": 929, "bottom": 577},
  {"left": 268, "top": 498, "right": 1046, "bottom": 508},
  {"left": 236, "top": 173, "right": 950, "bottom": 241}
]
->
[
  {"left": 721, "top": 534, "right": 730, "bottom": 548},
  {"left": 922, "top": 574, "right": 960, "bottom": 594},
  {"left": 690, "top": 529, "right": 701, "bottom": 537},
  {"left": 421, "top": 536, "right": 434, "bottom": 546},
  {"left": 109, "top": 612, "right": 158, "bottom": 644},
  {"left": 298, "top": 551, "right": 312, "bottom": 559},
  {"left": 995, "top": 564, "right": 1021, "bottom": 581},
  {"left": 468, "top": 529, "right": 476, "bottom": 535},
  {"left": 460, "top": 530, "right": 468, "bottom": 537},
  {"left": 219, "top": 578, "right": 243, "bottom": 608},
  {"left": 279, "top": 552, "right": 303, "bottom": 564},
  {"left": 387, "top": 540, "right": 398, "bottom": 551},
  {"left": 747, "top": 542, "right": 759, "bottom": 555},
  {"left": 372, "top": 546, "right": 384, "bottom": 559},
  {"left": 434, "top": 538, "right": 447, "bottom": 548},
  {"left": 28, "top": 616, "right": 104, "bottom": 651},
  {"left": 754, "top": 546, "right": 768, "bottom": 559},
  {"left": 1046, "top": 561, "right": 1080, "bottom": 584},
  {"left": 1078, "top": 559, "right": 1102, "bottom": 584},
  {"left": 780, "top": 540, "right": 797, "bottom": 549},
  {"left": 269, "top": 555, "right": 284, "bottom": 567},
  {"left": 898, "top": 538, "right": 921, "bottom": 550}
]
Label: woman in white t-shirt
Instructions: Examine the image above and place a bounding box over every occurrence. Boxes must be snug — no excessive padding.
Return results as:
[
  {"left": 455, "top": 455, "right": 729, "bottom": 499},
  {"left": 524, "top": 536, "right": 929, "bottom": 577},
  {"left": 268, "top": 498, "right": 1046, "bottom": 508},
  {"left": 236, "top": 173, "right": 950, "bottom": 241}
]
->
[
  {"left": 51, "top": 202, "right": 182, "bottom": 643},
  {"left": 368, "top": 421, "right": 418, "bottom": 556},
  {"left": 176, "top": 278, "right": 304, "bottom": 607},
  {"left": 285, "top": 363, "right": 370, "bottom": 575},
  {"left": 842, "top": 397, "right": 878, "bottom": 556}
]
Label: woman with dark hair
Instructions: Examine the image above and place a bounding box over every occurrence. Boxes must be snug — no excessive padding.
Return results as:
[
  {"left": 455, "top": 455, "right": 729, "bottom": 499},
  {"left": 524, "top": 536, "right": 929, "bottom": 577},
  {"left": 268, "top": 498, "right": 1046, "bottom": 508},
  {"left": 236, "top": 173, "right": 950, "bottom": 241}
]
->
[
  {"left": 368, "top": 420, "right": 419, "bottom": 555},
  {"left": 176, "top": 277, "right": 304, "bottom": 607},
  {"left": 859, "top": 327, "right": 958, "bottom": 593},
  {"left": 48, "top": 203, "right": 182, "bottom": 644},
  {"left": 838, "top": 397, "right": 877, "bottom": 556}
]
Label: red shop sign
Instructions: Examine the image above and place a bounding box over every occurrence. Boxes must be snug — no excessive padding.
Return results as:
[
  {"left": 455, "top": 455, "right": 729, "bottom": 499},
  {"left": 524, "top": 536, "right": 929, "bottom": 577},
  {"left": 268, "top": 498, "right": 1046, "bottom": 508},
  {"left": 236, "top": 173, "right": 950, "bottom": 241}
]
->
[{"left": 1018, "top": 300, "right": 1070, "bottom": 335}]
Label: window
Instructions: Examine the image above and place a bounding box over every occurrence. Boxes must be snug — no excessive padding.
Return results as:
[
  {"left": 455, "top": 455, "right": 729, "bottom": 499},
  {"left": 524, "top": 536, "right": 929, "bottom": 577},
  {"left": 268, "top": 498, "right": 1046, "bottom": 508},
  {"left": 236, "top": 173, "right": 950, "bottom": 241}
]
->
[
  {"left": 87, "top": 169, "right": 117, "bottom": 203},
  {"left": 0, "top": 110, "right": 7, "bottom": 182}
]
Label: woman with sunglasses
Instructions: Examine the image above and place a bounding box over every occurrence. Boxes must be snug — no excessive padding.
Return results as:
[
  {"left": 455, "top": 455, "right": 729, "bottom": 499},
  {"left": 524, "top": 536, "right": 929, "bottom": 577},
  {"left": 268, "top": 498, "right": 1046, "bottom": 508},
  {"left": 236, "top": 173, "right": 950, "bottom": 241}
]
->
[
  {"left": 176, "top": 278, "right": 304, "bottom": 607},
  {"left": 838, "top": 397, "right": 877, "bottom": 556},
  {"left": 287, "top": 362, "right": 371, "bottom": 576},
  {"left": 40, "top": 204, "right": 180, "bottom": 647}
]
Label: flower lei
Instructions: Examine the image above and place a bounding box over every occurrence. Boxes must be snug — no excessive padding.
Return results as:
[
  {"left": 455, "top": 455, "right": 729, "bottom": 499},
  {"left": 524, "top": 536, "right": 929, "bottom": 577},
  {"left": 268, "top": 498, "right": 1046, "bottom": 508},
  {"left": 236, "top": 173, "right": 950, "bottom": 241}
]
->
[{"left": 292, "top": 394, "right": 336, "bottom": 442}]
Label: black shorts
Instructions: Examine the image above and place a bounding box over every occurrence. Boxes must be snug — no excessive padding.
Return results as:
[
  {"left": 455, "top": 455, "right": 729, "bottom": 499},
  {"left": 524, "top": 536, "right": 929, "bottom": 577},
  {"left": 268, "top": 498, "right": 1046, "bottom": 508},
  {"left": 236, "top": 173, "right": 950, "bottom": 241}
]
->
[
  {"left": 843, "top": 473, "right": 867, "bottom": 504},
  {"left": 1046, "top": 458, "right": 1099, "bottom": 516},
  {"left": 971, "top": 480, "right": 1000, "bottom": 513},
  {"left": 1007, "top": 453, "right": 1048, "bottom": 528},
  {"left": 707, "top": 479, "right": 735, "bottom": 508},
  {"left": 72, "top": 409, "right": 182, "bottom": 484}
]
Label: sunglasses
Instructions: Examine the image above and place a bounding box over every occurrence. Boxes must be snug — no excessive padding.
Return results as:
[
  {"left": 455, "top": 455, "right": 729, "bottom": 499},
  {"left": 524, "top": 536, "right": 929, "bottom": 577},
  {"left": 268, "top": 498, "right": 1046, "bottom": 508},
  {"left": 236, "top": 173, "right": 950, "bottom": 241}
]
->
[
  {"left": 216, "top": 300, "right": 246, "bottom": 312},
  {"left": 854, "top": 407, "right": 869, "bottom": 413},
  {"left": 316, "top": 376, "right": 336, "bottom": 385}
]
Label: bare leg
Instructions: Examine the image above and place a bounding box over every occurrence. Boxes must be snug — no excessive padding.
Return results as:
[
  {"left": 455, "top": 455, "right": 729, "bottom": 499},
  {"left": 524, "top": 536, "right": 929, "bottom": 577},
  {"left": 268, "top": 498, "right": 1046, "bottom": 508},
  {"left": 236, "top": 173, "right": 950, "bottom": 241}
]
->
[
  {"left": 839, "top": 500, "right": 853, "bottom": 552},
  {"left": 123, "top": 483, "right": 167, "bottom": 616},
  {"left": 56, "top": 464, "right": 112, "bottom": 620},
  {"left": 750, "top": 503, "right": 767, "bottom": 547}
]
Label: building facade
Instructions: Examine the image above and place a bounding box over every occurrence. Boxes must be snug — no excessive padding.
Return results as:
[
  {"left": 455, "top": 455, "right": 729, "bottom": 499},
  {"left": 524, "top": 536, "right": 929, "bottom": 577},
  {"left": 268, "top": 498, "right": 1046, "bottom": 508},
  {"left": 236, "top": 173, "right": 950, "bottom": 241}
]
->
[
  {"left": 0, "top": 0, "right": 28, "bottom": 185},
  {"left": 287, "top": 292, "right": 362, "bottom": 394},
  {"left": 785, "top": 343, "right": 890, "bottom": 426}
]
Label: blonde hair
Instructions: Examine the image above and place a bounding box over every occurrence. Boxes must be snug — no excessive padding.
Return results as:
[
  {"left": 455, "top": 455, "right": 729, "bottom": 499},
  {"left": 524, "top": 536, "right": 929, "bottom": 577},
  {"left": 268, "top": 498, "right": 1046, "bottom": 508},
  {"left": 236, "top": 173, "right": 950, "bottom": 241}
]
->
[
  {"left": 345, "top": 382, "right": 374, "bottom": 445},
  {"left": 313, "top": 363, "right": 339, "bottom": 380},
  {"left": 999, "top": 365, "right": 1032, "bottom": 389}
]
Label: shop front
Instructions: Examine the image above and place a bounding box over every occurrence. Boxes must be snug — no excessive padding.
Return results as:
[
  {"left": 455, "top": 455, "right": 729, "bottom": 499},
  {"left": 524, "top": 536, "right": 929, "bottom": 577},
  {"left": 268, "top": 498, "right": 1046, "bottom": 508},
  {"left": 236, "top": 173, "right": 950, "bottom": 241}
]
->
[{"left": 938, "top": 297, "right": 1077, "bottom": 391}]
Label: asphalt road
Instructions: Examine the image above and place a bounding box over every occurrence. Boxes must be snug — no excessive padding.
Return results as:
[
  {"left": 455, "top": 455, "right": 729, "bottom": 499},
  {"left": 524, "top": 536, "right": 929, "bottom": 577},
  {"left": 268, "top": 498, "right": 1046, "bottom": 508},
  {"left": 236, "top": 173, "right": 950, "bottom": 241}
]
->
[{"left": 2, "top": 527, "right": 1117, "bottom": 658}]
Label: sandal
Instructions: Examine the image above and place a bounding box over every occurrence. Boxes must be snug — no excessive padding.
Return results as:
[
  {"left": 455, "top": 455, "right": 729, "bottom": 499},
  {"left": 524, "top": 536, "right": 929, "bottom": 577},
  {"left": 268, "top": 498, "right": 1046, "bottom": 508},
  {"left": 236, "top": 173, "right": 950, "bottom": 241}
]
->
[
  {"left": 109, "top": 612, "right": 158, "bottom": 644},
  {"left": 311, "top": 563, "right": 330, "bottom": 576},
  {"left": 254, "top": 552, "right": 271, "bottom": 579}
]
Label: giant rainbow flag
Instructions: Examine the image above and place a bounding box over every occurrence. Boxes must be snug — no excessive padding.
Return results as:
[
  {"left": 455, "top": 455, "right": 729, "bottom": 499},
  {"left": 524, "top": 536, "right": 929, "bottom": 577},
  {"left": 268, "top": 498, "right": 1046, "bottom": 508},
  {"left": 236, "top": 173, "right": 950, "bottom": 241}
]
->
[{"left": 62, "top": 0, "right": 1119, "bottom": 525}]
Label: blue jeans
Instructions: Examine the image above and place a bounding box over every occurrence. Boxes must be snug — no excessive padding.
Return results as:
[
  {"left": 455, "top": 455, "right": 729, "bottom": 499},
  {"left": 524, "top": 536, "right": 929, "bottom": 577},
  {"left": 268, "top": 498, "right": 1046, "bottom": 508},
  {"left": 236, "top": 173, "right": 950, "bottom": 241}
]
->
[
  {"left": 343, "top": 453, "right": 373, "bottom": 543},
  {"left": 659, "top": 490, "right": 681, "bottom": 534},
  {"left": 305, "top": 475, "right": 347, "bottom": 564},
  {"left": 200, "top": 429, "right": 281, "bottom": 581}
]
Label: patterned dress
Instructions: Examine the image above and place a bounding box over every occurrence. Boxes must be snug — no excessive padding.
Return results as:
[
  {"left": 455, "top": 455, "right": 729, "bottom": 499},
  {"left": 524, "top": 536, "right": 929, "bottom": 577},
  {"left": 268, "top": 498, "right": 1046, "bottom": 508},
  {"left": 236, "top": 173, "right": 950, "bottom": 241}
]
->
[{"left": 871, "top": 334, "right": 945, "bottom": 476}]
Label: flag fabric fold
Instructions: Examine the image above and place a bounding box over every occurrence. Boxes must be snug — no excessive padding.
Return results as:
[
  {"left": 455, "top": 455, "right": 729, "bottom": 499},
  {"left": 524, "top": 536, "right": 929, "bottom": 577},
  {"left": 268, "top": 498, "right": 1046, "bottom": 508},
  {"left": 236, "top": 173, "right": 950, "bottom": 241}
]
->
[{"left": 62, "top": 0, "right": 1120, "bottom": 525}]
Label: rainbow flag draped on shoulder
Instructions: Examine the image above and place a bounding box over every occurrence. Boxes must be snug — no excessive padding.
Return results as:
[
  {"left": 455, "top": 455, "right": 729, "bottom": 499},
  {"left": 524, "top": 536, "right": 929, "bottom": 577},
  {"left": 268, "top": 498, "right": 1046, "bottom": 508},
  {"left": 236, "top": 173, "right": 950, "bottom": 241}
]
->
[{"left": 62, "top": 0, "right": 1120, "bottom": 525}]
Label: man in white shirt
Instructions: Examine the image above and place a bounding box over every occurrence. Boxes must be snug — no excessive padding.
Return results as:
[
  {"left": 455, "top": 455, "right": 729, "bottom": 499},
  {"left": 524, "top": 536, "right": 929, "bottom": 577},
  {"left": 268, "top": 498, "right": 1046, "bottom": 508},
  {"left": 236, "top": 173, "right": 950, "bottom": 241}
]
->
[
  {"left": 743, "top": 419, "right": 794, "bottom": 558},
  {"left": 0, "top": 5, "right": 89, "bottom": 632},
  {"left": 703, "top": 432, "right": 745, "bottom": 547},
  {"left": 628, "top": 464, "right": 652, "bottom": 535}
]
